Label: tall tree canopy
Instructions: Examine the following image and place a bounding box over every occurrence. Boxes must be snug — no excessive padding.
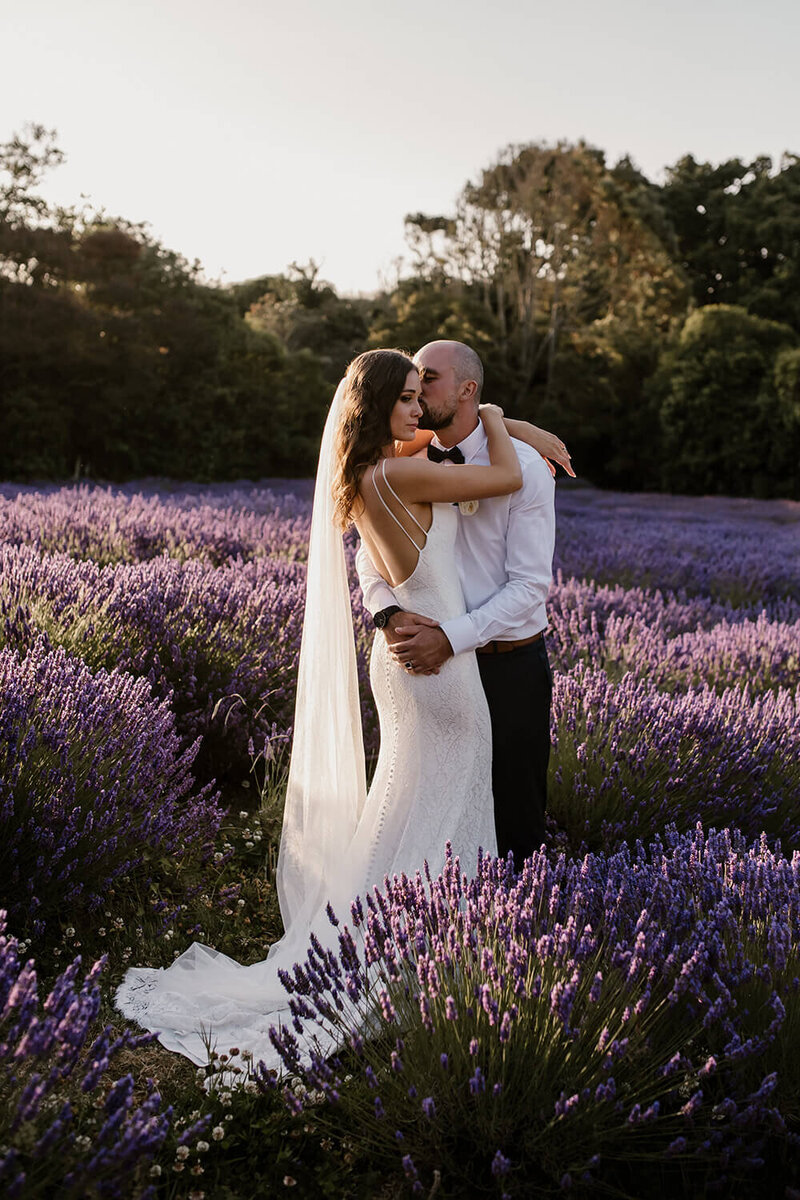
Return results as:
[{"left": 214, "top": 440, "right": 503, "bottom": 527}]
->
[
  {"left": 1, "top": 127, "right": 798, "bottom": 497},
  {"left": 661, "top": 153, "right": 800, "bottom": 330},
  {"left": 396, "top": 142, "right": 688, "bottom": 407}
]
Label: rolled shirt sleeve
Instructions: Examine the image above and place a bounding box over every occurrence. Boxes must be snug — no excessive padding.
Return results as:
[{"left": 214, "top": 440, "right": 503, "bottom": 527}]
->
[{"left": 355, "top": 537, "right": 399, "bottom": 617}]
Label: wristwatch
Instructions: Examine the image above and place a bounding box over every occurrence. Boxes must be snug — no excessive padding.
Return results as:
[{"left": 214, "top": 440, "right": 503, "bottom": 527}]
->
[{"left": 373, "top": 605, "right": 402, "bottom": 629}]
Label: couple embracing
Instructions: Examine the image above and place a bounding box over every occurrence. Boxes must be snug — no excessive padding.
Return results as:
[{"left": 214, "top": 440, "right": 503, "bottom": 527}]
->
[{"left": 115, "top": 340, "right": 569, "bottom": 1073}]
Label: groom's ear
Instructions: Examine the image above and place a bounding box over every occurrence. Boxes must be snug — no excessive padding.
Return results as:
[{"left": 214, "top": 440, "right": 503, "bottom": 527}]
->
[{"left": 458, "top": 379, "right": 479, "bottom": 405}]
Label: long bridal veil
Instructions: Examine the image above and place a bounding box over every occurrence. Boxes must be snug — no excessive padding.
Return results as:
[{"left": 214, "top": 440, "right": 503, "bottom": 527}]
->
[
  {"left": 114, "top": 379, "right": 371, "bottom": 1073},
  {"left": 277, "top": 378, "right": 367, "bottom": 931}
]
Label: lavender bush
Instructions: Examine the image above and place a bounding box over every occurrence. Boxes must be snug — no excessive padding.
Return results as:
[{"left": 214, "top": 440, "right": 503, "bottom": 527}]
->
[
  {"left": 260, "top": 831, "right": 799, "bottom": 1196},
  {"left": 0, "top": 483, "right": 312, "bottom": 566},
  {"left": 0, "top": 482, "right": 796, "bottom": 783},
  {"left": 547, "top": 576, "right": 800, "bottom": 695},
  {"left": 629, "top": 612, "right": 800, "bottom": 696},
  {"left": 0, "top": 638, "right": 223, "bottom": 937},
  {"left": 2, "top": 482, "right": 797, "bottom": 606},
  {"left": 549, "top": 666, "right": 800, "bottom": 853},
  {"left": 0, "top": 544, "right": 308, "bottom": 782},
  {"left": 0, "top": 911, "right": 213, "bottom": 1199},
  {"left": 553, "top": 490, "right": 800, "bottom": 606}
]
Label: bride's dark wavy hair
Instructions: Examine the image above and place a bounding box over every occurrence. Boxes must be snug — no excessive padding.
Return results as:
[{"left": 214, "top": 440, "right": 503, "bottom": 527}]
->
[{"left": 332, "top": 349, "right": 416, "bottom": 529}]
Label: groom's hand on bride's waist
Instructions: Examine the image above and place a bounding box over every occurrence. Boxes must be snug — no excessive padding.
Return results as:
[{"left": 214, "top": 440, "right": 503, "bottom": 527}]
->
[
  {"left": 388, "top": 614, "right": 453, "bottom": 674},
  {"left": 382, "top": 609, "right": 436, "bottom": 644}
]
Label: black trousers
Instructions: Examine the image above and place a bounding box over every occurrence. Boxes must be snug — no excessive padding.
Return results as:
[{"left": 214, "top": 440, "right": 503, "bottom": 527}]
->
[{"left": 476, "top": 637, "right": 552, "bottom": 868}]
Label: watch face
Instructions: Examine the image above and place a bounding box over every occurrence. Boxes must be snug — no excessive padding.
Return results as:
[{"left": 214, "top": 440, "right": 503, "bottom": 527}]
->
[{"left": 374, "top": 611, "right": 387, "bottom": 629}]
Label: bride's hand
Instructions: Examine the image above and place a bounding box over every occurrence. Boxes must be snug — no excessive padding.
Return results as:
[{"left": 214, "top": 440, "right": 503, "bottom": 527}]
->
[
  {"left": 479, "top": 403, "right": 505, "bottom": 420},
  {"left": 500, "top": 417, "right": 575, "bottom": 477},
  {"left": 527, "top": 426, "right": 574, "bottom": 476}
]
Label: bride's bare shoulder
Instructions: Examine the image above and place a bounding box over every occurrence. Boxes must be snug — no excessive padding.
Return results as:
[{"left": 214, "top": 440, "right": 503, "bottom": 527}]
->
[
  {"left": 381, "top": 456, "right": 432, "bottom": 478},
  {"left": 395, "top": 429, "right": 434, "bottom": 458}
]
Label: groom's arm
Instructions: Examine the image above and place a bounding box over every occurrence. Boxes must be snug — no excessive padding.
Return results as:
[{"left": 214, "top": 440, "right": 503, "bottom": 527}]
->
[
  {"left": 355, "top": 538, "right": 398, "bottom": 618},
  {"left": 441, "top": 456, "right": 555, "bottom": 655},
  {"left": 391, "top": 454, "right": 555, "bottom": 668},
  {"left": 356, "top": 536, "right": 443, "bottom": 670}
]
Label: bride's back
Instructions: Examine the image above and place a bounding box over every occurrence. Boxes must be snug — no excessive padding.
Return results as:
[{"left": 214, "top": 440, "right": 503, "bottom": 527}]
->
[{"left": 355, "top": 459, "right": 433, "bottom": 588}]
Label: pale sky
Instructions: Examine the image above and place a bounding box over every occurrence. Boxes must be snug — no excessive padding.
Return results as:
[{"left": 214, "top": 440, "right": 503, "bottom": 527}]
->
[{"left": 2, "top": 0, "right": 798, "bottom": 295}]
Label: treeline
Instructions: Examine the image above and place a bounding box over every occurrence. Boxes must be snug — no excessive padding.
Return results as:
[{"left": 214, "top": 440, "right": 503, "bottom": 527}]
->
[{"left": 1, "top": 126, "right": 799, "bottom": 497}]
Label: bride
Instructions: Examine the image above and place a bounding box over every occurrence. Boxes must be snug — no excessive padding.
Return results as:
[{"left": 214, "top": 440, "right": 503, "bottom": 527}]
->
[{"left": 115, "top": 349, "right": 551, "bottom": 1076}]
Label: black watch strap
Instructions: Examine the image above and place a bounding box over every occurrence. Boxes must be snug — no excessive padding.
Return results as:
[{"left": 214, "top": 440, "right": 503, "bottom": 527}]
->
[{"left": 373, "top": 605, "right": 402, "bottom": 629}]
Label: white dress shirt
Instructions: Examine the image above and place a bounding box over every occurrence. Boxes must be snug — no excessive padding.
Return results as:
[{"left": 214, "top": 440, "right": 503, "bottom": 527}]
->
[{"left": 355, "top": 423, "right": 556, "bottom": 655}]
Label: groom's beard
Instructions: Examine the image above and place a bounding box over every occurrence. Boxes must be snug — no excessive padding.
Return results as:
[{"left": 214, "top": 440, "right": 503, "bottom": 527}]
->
[{"left": 418, "top": 400, "right": 457, "bottom": 432}]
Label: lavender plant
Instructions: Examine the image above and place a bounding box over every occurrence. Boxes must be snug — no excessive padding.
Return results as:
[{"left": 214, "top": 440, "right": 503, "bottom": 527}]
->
[
  {"left": 0, "top": 544, "right": 308, "bottom": 782},
  {"left": 547, "top": 576, "right": 800, "bottom": 696},
  {"left": 0, "top": 479, "right": 798, "bottom": 1195},
  {"left": 0, "top": 638, "right": 223, "bottom": 937},
  {"left": 554, "top": 493, "right": 800, "bottom": 606},
  {"left": 1, "top": 483, "right": 796, "bottom": 785},
  {"left": 630, "top": 612, "right": 800, "bottom": 696},
  {"left": 0, "top": 484, "right": 312, "bottom": 566},
  {"left": 549, "top": 666, "right": 800, "bottom": 854},
  {"left": 0, "top": 911, "right": 213, "bottom": 1198},
  {"left": 259, "top": 831, "right": 799, "bottom": 1196},
  {"left": 2, "top": 482, "right": 798, "bottom": 607}
]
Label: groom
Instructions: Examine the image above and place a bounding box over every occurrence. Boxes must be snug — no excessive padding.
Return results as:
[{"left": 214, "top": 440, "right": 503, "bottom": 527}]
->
[{"left": 355, "top": 339, "right": 556, "bottom": 865}]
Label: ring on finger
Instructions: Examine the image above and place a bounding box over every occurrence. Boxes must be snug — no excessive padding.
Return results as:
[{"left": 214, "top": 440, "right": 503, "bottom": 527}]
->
[{"left": 404, "top": 661, "right": 413, "bottom": 671}]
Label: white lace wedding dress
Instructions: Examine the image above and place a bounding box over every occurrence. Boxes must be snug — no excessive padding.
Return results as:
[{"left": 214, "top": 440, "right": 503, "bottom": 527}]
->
[{"left": 114, "top": 490, "right": 495, "bottom": 1077}]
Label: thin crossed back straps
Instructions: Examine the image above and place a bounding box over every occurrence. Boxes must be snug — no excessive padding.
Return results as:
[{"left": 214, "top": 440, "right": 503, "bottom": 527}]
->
[{"left": 371, "top": 458, "right": 428, "bottom": 553}]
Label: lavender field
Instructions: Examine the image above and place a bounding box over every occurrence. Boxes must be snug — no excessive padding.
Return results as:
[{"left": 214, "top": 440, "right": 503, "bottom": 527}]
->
[{"left": 1, "top": 479, "right": 800, "bottom": 1199}]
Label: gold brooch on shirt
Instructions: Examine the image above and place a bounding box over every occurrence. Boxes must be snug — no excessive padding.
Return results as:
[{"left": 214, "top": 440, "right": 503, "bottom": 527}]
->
[{"left": 458, "top": 500, "right": 479, "bottom": 516}]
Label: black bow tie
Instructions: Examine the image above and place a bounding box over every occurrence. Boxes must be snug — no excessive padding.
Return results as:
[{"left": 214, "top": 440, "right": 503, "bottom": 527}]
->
[{"left": 427, "top": 443, "right": 465, "bottom": 464}]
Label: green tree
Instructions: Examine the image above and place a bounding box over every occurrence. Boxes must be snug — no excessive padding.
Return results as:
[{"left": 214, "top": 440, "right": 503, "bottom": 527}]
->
[
  {"left": 240, "top": 260, "right": 371, "bottom": 384},
  {"left": 536, "top": 318, "right": 664, "bottom": 490},
  {"left": 653, "top": 305, "right": 799, "bottom": 498},
  {"left": 0, "top": 127, "right": 334, "bottom": 481},
  {"left": 661, "top": 154, "right": 800, "bottom": 331},
  {"left": 401, "top": 141, "right": 687, "bottom": 409},
  {"left": 366, "top": 276, "right": 503, "bottom": 378}
]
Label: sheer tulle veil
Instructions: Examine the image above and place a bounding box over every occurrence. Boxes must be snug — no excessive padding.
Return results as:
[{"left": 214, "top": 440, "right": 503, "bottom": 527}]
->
[
  {"left": 113, "top": 379, "right": 371, "bottom": 1072},
  {"left": 276, "top": 378, "right": 367, "bottom": 936}
]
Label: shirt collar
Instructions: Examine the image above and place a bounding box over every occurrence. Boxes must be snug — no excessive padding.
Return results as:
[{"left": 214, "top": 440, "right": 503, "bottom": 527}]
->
[{"left": 431, "top": 421, "right": 487, "bottom": 462}]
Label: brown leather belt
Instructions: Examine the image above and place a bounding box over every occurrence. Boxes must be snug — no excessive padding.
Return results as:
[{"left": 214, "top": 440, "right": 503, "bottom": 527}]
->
[{"left": 475, "top": 631, "right": 544, "bottom": 655}]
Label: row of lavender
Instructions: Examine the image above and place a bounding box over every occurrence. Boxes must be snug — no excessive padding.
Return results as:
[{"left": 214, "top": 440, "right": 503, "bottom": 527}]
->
[
  {"left": 2, "top": 481, "right": 799, "bottom": 1196},
  {"left": 1, "top": 485, "right": 798, "bottom": 945},
  {"left": 1, "top": 487, "right": 798, "bottom": 902},
  {"left": 2, "top": 482, "right": 799, "bottom": 603}
]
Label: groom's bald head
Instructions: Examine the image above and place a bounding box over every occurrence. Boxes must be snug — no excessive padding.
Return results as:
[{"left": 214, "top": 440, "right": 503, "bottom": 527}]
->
[
  {"left": 415, "top": 340, "right": 484, "bottom": 402},
  {"left": 414, "top": 340, "right": 485, "bottom": 444}
]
